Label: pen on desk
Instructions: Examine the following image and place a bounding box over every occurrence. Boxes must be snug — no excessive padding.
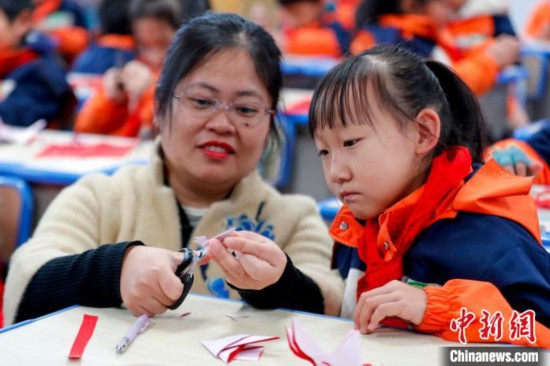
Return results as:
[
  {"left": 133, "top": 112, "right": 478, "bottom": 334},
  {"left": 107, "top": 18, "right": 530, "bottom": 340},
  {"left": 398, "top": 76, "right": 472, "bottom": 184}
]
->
[{"left": 115, "top": 314, "right": 150, "bottom": 354}]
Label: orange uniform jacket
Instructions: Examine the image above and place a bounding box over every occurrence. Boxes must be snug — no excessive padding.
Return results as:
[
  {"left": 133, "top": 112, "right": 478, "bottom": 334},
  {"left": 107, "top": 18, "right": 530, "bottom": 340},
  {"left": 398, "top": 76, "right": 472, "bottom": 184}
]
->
[{"left": 330, "top": 147, "right": 550, "bottom": 348}]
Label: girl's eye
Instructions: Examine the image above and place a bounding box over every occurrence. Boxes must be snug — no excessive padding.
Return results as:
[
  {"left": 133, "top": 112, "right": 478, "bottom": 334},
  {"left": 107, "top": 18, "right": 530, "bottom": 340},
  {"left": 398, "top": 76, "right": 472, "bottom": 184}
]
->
[
  {"left": 343, "top": 139, "right": 359, "bottom": 147},
  {"left": 318, "top": 149, "right": 329, "bottom": 157}
]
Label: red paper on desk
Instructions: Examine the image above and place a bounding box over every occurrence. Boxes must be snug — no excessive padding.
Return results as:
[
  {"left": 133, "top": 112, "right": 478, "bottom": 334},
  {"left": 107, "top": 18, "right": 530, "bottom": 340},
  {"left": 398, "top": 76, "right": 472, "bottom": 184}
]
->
[
  {"left": 286, "top": 319, "right": 365, "bottom": 366},
  {"left": 202, "top": 334, "right": 279, "bottom": 363},
  {"left": 36, "top": 141, "right": 137, "bottom": 158},
  {"left": 285, "top": 98, "right": 311, "bottom": 116},
  {"left": 68, "top": 314, "right": 98, "bottom": 359}
]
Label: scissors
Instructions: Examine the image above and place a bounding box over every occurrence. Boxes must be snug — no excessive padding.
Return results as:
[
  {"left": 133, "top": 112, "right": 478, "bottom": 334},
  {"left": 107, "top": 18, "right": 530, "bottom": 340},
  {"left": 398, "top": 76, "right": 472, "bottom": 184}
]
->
[
  {"left": 169, "top": 248, "right": 207, "bottom": 310},
  {"left": 169, "top": 228, "right": 236, "bottom": 309}
]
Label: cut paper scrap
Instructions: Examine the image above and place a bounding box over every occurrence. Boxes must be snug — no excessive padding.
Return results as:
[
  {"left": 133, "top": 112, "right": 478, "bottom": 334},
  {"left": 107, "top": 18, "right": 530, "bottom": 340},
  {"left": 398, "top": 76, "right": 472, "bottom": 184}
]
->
[
  {"left": 68, "top": 314, "right": 98, "bottom": 359},
  {"left": 0, "top": 119, "right": 46, "bottom": 144},
  {"left": 286, "top": 319, "right": 365, "bottom": 366},
  {"left": 226, "top": 312, "right": 250, "bottom": 321},
  {"left": 36, "top": 141, "right": 137, "bottom": 158},
  {"left": 193, "top": 227, "right": 237, "bottom": 248},
  {"left": 203, "top": 333, "right": 279, "bottom": 363},
  {"left": 192, "top": 227, "right": 237, "bottom": 264}
]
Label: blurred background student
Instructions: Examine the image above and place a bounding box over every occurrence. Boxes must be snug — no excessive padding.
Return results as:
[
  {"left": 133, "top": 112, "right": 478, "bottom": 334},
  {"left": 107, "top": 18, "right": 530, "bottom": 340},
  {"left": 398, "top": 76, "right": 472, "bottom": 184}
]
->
[
  {"left": 31, "top": 0, "right": 90, "bottom": 65},
  {"left": 71, "top": 0, "right": 135, "bottom": 75},
  {"left": 74, "top": 0, "right": 180, "bottom": 137},
  {"left": 277, "top": 0, "right": 355, "bottom": 57},
  {"left": 0, "top": 0, "right": 74, "bottom": 128},
  {"left": 351, "top": 0, "right": 520, "bottom": 97}
]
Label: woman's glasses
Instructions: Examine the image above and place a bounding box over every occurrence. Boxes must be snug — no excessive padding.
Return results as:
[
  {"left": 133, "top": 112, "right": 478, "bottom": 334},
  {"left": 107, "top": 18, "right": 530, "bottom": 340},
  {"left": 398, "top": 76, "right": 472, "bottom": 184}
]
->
[{"left": 173, "top": 93, "right": 276, "bottom": 128}]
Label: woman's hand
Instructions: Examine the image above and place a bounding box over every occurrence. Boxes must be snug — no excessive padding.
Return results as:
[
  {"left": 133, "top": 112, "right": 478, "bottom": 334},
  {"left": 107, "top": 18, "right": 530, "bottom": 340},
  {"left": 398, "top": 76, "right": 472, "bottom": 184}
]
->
[
  {"left": 354, "top": 280, "right": 427, "bottom": 334},
  {"left": 209, "top": 231, "right": 287, "bottom": 290},
  {"left": 120, "top": 246, "right": 184, "bottom": 316}
]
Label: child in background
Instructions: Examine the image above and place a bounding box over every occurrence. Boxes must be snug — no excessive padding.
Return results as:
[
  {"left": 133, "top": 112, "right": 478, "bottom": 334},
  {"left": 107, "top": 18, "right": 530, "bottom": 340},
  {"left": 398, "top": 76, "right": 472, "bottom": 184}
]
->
[
  {"left": 351, "top": 0, "right": 520, "bottom": 96},
  {"left": 32, "top": 0, "right": 90, "bottom": 64},
  {"left": 0, "top": 0, "right": 74, "bottom": 127},
  {"left": 71, "top": 0, "right": 135, "bottom": 75},
  {"left": 445, "top": 0, "right": 528, "bottom": 131},
  {"left": 277, "top": 0, "right": 352, "bottom": 57},
  {"left": 209, "top": 45, "right": 550, "bottom": 348},
  {"left": 486, "top": 121, "right": 550, "bottom": 185},
  {"left": 74, "top": 0, "right": 180, "bottom": 137}
]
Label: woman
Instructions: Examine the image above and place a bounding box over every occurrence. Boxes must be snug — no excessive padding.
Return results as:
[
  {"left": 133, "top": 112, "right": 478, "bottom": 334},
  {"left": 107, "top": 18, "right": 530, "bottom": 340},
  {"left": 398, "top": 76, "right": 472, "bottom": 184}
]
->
[{"left": 3, "top": 13, "right": 343, "bottom": 325}]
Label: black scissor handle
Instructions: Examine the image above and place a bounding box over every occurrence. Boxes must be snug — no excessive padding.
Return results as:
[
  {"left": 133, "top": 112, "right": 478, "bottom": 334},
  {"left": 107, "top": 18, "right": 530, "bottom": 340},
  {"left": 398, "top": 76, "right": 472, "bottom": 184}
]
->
[
  {"left": 169, "top": 248, "right": 195, "bottom": 310},
  {"left": 169, "top": 271, "right": 194, "bottom": 310}
]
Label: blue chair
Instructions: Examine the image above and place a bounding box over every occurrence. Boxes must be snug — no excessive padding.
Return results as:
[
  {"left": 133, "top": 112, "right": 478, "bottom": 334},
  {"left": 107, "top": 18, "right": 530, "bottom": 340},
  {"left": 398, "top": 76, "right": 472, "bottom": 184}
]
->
[
  {"left": 318, "top": 197, "right": 342, "bottom": 223},
  {"left": 0, "top": 176, "right": 34, "bottom": 259}
]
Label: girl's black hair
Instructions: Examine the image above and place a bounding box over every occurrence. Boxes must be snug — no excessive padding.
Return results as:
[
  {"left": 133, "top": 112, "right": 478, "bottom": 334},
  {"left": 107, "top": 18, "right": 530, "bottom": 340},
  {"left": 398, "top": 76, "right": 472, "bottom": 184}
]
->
[
  {"left": 0, "top": 0, "right": 33, "bottom": 22},
  {"left": 129, "top": 0, "right": 183, "bottom": 29},
  {"left": 99, "top": 0, "right": 132, "bottom": 35},
  {"left": 155, "top": 12, "right": 283, "bottom": 169},
  {"left": 355, "top": 0, "right": 430, "bottom": 28},
  {"left": 308, "top": 44, "right": 487, "bottom": 162}
]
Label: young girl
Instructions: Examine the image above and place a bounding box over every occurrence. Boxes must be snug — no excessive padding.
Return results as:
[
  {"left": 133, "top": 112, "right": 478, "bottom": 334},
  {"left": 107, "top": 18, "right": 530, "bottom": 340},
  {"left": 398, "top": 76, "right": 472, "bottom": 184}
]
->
[{"left": 209, "top": 45, "right": 550, "bottom": 348}]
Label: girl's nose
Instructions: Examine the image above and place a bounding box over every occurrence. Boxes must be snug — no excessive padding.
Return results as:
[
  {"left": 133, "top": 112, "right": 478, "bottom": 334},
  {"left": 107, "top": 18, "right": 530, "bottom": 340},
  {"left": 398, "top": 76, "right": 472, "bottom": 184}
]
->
[{"left": 328, "top": 156, "right": 351, "bottom": 184}]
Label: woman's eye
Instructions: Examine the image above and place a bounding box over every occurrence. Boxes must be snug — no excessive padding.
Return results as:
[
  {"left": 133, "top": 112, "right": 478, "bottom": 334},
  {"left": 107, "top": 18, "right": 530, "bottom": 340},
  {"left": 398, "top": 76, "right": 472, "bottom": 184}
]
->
[
  {"left": 190, "top": 98, "right": 214, "bottom": 108},
  {"left": 235, "top": 105, "right": 259, "bottom": 116},
  {"left": 343, "top": 139, "right": 359, "bottom": 147},
  {"left": 318, "top": 149, "right": 329, "bottom": 157}
]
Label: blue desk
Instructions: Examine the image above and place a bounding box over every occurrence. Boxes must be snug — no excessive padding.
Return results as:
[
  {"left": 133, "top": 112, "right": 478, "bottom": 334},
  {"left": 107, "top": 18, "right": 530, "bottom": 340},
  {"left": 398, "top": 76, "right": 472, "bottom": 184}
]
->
[{"left": 0, "top": 130, "right": 150, "bottom": 186}]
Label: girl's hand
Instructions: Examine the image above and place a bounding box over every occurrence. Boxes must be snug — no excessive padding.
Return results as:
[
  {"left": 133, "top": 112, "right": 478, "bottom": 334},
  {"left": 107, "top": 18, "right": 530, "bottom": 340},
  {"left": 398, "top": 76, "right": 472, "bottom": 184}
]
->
[
  {"left": 354, "top": 280, "right": 427, "bottom": 334},
  {"left": 209, "top": 231, "right": 287, "bottom": 290},
  {"left": 103, "top": 67, "right": 126, "bottom": 103},
  {"left": 120, "top": 60, "right": 154, "bottom": 110},
  {"left": 120, "top": 246, "right": 184, "bottom": 316}
]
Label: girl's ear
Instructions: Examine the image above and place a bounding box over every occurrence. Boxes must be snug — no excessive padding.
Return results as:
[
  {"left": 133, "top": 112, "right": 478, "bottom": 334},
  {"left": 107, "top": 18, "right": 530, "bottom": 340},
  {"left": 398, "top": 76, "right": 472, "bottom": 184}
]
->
[{"left": 414, "top": 108, "right": 440, "bottom": 156}]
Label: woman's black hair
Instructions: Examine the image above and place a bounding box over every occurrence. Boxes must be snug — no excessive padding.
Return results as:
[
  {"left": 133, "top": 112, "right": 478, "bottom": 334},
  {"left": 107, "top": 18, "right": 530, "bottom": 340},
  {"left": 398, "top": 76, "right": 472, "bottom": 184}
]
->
[
  {"left": 0, "top": 0, "right": 33, "bottom": 22},
  {"left": 129, "top": 0, "right": 183, "bottom": 29},
  {"left": 308, "top": 44, "right": 487, "bottom": 162},
  {"left": 155, "top": 12, "right": 283, "bottom": 173},
  {"left": 355, "top": 0, "right": 430, "bottom": 28},
  {"left": 99, "top": 0, "right": 132, "bottom": 35}
]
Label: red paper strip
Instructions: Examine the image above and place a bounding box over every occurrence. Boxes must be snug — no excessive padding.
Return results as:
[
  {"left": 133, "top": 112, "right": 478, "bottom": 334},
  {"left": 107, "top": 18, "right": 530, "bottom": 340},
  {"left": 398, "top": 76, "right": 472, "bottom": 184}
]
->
[
  {"left": 68, "top": 314, "right": 98, "bottom": 359},
  {"left": 37, "top": 142, "right": 137, "bottom": 158},
  {"left": 285, "top": 99, "right": 311, "bottom": 115}
]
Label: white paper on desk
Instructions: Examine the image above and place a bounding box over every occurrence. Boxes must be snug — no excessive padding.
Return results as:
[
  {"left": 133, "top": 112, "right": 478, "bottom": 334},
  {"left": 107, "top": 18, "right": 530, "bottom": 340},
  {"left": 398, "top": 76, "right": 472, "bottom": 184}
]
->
[
  {"left": 286, "top": 319, "right": 363, "bottom": 366},
  {"left": 203, "top": 334, "right": 249, "bottom": 357},
  {"left": 233, "top": 345, "right": 263, "bottom": 361},
  {"left": 0, "top": 119, "right": 46, "bottom": 144},
  {"left": 203, "top": 334, "right": 278, "bottom": 363}
]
